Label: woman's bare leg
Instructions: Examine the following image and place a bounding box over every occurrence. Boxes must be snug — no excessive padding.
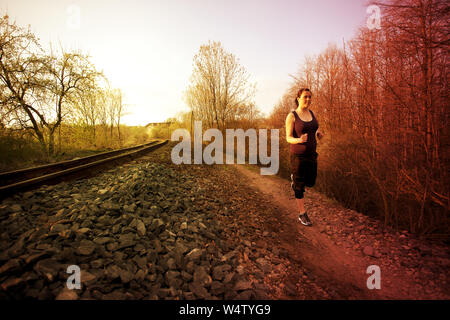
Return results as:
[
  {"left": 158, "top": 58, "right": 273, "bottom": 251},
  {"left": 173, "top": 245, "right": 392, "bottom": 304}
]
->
[{"left": 296, "top": 198, "right": 306, "bottom": 214}]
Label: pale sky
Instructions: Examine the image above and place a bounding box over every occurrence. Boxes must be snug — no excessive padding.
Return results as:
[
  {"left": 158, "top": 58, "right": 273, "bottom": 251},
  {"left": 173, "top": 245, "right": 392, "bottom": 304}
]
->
[{"left": 1, "top": 0, "right": 369, "bottom": 126}]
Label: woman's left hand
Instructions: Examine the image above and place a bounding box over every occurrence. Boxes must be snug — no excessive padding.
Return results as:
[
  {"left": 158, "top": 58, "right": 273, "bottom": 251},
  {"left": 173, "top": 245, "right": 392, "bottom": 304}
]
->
[{"left": 317, "top": 130, "right": 324, "bottom": 140}]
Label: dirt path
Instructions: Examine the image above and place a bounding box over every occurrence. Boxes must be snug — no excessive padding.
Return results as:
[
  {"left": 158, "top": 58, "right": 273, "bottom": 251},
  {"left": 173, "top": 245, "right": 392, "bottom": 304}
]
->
[{"left": 234, "top": 164, "right": 449, "bottom": 300}]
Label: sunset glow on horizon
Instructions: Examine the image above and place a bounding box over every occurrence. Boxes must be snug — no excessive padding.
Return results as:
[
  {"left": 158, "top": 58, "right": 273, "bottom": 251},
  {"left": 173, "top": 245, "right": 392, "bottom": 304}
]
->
[{"left": 1, "top": 0, "right": 369, "bottom": 126}]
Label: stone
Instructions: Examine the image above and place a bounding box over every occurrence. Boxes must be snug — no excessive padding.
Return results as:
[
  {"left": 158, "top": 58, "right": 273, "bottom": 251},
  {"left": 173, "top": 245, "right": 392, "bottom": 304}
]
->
[
  {"left": 90, "top": 259, "right": 104, "bottom": 269},
  {"left": 186, "top": 248, "right": 203, "bottom": 261},
  {"left": 93, "top": 237, "right": 112, "bottom": 245},
  {"left": 201, "top": 230, "right": 216, "bottom": 240},
  {"left": 363, "top": 246, "right": 374, "bottom": 256},
  {"left": 24, "top": 252, "right": 49, "bottom": 266},
  {"left": 167, "top": 258, "right": 177, "bottom": 270},
  {"left": 1, "top": 277, "right": 26, "bottom": 290},
  {"left": 55, "top": 288, "right": 79, "bottom": 300},
  {"left": 0, "top": 259, "right": 21, "bottom": 275},
  {"left": 50, "top": 224, "right": 67, "bottom": 234},
  {"left": 112, "top": 225, "right": 121, "bottom": 234},
  {"left": 133, "top": 256, "right": 147, "bottom": 269},
  {"left": 210, "top": 281, "right": 225, "bottom": 295},
  {"left": 103, "top": 290, "right": 126, "bottom": 300},
  {"left": 119, "top": 269, "right": 134, "bottom": 283},
  {"left": 183, "top": 292, "right": 195, "bottom": 300},
  {"left": 33, "top": 259, "right": 61, "bottom": 282},
  {"left": 236, "top": 265, "right": 245, "bottom": 275},
  {"left": 193, "top": 266, "right": 212, "bottom": 288},
  {"left": 8, "top": 236, "right": 26, "bottom": 257},
  {"left": 123, "top": 204, "right": 136, "bottom": 213},
  {"left": 158, "top": 288, "right": 171, "bottom": 299},
  {"left": 10, "top": 204, "right": 22, "bottom": 212},
  {"left": 223, "top": 272, "right": 235, "bottom": 284},
  {"left": 23, "top": 191, "right": 34, "bottom": 199},
  {"left": 136, "top": 220, "right": 146, "bottom": 236},
  {"left": 256, "top": 258, "right": 271, "bottom": 273},
  {"left": 212, "top": 264, "right": 231, "bottom": 281},
  {"left": 102, "top": 202, "right": 120, "bottom": 212},
  {"left": 77, "top": 240, "right": 96, "bottom": 255},
  {"left": 181, "top": 271, "right": 193, "bottom": 281},
  {"left": 118, "top": 233, "right": 135, "bottom": 249},
  {"left": 77, "top": 228, "right": 91, "bottom": 234},
  {"left": 106, "top": 242, "right": 119, "bottom": 251},
  {"left": 105, "top": 265, "right": 122, "bottom": 279},
  {"left": 284, "top": 282, "right": 297, "bottom": 296},
  {"left": 165, "top": 271, "right": 182, "bottom": 289},
  {"left": 153, "top": 239, "right": 163, "bottom": 253},
  {"left": 97, "top": 216, "right": 112, "bottom": 225},
  {"left": 81, "top": 271, "right": 97, "bottom": 285},
  {"left": 234, "top": 280, "right": 253, "bottom": 291},
  {"left": 221, "top": 250, "right": 236, "bottom": 262},
  {"left": 135, "top": 269, "right": 147, "bottom": 281},
  {"left": 235, "top": 290, "right": 254, "bottom": 300},
  {"left": 114, "top": 251, "right": 126, "bottom": 263},
  {"left": 149, "top": 206, "right": 160, "bottom": 216},
  {"left": 151, "top": 219, "right": 165, "bottom": 234},
  {"left": 189, "top": 282, "right": 210, "bottom": 299}
]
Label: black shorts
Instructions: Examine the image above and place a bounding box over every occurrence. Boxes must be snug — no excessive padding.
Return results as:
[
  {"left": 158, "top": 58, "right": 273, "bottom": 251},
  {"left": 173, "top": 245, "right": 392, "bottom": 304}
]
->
[{"left": 290, "top": 152, "right": 318, "bottom": 199}]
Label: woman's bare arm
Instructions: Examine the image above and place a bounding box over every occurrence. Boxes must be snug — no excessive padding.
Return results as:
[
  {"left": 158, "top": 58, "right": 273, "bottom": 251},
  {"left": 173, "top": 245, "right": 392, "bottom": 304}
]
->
[
  {"left": 314, "top": 114, "right": 325, "bottom": 140},
  {"left": 286, "top": 113, "right": 307, "bottom": 144}
]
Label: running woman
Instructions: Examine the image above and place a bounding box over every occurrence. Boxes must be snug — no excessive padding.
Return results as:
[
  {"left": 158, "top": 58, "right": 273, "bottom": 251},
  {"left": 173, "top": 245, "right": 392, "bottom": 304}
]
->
[{"left": 285, "top": 88, "right": 324, "bottom": 226}]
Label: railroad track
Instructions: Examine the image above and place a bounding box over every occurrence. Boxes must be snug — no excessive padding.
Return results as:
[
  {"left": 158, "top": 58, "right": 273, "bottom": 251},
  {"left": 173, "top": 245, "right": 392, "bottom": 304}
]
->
[{"left": 0, "top": 139, "right": 168, "bottom": 198}]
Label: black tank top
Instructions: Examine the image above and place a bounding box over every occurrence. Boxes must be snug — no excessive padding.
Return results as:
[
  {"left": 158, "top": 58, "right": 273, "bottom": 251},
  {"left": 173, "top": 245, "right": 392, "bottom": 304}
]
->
[{"left": 290, "top": 110, "right": 319, "bottom": 155}]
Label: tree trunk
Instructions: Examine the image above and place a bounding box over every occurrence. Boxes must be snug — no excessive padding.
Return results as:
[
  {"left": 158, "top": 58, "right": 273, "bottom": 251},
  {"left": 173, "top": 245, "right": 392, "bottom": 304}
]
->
[
  {"left": 48, "top": 131, "right": 55, "bottom": 155},
  {"left": 58, "top": 124, "right": 61, "bottom": 154}
]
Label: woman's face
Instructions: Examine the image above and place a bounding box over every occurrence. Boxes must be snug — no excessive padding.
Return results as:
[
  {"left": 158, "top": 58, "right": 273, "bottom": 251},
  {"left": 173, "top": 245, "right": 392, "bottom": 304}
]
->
[{"left": 298, "top": 91, "right": 312, "bottom": 108}]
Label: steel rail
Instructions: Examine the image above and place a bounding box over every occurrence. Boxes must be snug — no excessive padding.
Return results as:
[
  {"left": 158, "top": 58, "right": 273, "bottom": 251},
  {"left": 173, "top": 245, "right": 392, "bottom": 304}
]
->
[
  {"left": 0, "top": 140, "right": 160, "bottom": 186},
  {"left": 0, "top": 140, "right": 168, "bottom": 198}
]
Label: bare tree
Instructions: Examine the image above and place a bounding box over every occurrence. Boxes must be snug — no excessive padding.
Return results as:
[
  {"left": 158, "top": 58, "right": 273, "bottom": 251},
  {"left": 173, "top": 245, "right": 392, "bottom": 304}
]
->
[
  {"left": 0, "top": 15, "right": 102, "bottom": 154},
  {"left": 110, "top": 89, "right": 124, "bottom": 145},
  {"left": 184, "top": 41, "right": 256, "bottom": 130},
  {"left": 0, "top": 15, "right": 49, "bottom": 150},
  {"left": 73, "top": 87, "right": 100, "bottom": 145},
  {"left": 45, "top": 49, "right": 101, "bottom": 153}
]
